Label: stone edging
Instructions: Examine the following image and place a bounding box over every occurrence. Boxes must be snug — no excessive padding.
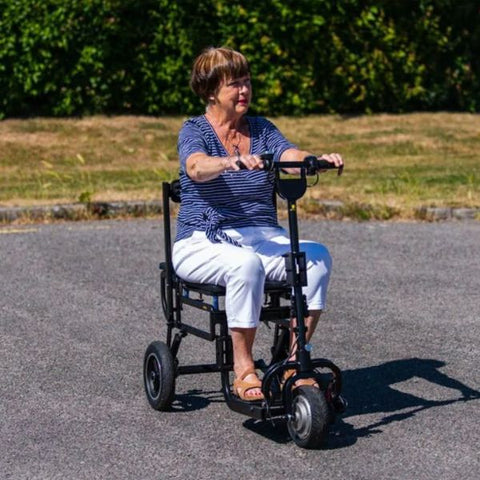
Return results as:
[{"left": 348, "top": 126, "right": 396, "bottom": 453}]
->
[
  {"left": 0, "top": 201, "right": 162, "bottom": 223},
  {"left": 0, "top": 200, "right": 479, "bottom": 223},
  {"left": 415, "top": 206, "right": 480, "bottom": 221}
]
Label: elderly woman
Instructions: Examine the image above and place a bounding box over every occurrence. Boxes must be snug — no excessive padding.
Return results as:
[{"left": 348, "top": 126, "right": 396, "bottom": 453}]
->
[{"left": 172, "top": 47, "right": 343, "bottom": 401}]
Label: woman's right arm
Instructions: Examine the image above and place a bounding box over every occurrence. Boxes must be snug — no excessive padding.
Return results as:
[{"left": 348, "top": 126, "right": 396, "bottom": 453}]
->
[
  {"left": 179, "top": 120, "right": 262, "bottom": 182},
  {"left": 186, "top": 153, "right": 237, "bottom": 182},
  {"left": 186, "top": 153, "right": 264, "bottom": 182},
  {"left": 179, "top": 121, "right": 238, "bottom": 182}
]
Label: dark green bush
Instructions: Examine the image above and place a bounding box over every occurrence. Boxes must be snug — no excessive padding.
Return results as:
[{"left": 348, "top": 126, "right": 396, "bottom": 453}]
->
[{"left": 0, "top": 0, "right": 478, "bottom": 117}]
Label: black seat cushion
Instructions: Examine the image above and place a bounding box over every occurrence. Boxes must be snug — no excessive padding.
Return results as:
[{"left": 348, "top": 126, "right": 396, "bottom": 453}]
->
[
  {"left": 160, "top": 262, "right": 289, "bottom": 296},
  {"left": 181, "top": 279, "right": 289, "bottom": 296}
]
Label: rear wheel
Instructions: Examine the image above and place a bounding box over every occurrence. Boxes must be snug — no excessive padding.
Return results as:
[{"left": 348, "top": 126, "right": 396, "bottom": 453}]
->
[
  {"left": 143, "top": 341, "right": 175, "bottom": 411},
  {"left": 287, "top": 386, "right": 329, "bottom": 448}
]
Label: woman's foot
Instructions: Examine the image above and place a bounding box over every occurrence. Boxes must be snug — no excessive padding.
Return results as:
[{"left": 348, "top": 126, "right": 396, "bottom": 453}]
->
[
  {"left": 233, "top": 369, "right": 264, "bottom": 401},
  {"left": 282, "top": 369, "right": 319, "bottom": 389}
]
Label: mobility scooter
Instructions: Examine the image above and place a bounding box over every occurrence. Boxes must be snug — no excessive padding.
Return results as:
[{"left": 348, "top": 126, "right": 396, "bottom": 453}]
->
[{"left": 143, "top": 154, "right": 346, "bottom": 448}]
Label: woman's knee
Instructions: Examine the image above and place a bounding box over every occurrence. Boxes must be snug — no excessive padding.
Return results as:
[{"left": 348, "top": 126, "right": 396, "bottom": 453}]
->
[
  {"left": 225, "top": 253, "right": 265, "bottom": 326},
  {"left": 229, "top": 252, "right": 265, "bottom": 286},
  {"left": 304, "top": 242, "right": 332, "bottom": 272}
]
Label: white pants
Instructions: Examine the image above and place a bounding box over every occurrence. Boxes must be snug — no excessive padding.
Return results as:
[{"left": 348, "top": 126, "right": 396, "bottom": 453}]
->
[{"left": 172, "top": 226, "right": 332, "bottom": 329}]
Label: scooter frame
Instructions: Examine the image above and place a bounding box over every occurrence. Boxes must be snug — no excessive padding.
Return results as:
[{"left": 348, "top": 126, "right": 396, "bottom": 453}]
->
[{"left": 144, "top": 155, "right": 346, "bottom": 448}]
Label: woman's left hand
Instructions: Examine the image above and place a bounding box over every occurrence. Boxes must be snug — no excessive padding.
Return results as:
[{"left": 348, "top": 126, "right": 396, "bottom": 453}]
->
[
  {"left": 317, "top": 153, "right": 343, "bottom": 175},
  {"left": 318, "top": 153, "right": 344, "bottom": 171}
]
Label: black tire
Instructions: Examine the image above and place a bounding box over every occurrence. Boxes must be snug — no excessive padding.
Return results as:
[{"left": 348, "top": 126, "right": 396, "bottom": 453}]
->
[
  {"left": 143, "top": 341, "right": 175, "bottom": 411},
  {"left": 287, "top": 386, "right": 329, "bottom": 449}
]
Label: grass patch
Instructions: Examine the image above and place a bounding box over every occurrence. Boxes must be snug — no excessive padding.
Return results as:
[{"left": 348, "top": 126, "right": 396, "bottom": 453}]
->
[{"left": 0, "top": 113, "right": 479, "bottom": 219}]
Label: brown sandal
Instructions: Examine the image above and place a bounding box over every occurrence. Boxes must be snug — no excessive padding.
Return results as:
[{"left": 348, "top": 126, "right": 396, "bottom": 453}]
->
[
  {"left": 282, "top": 369, "right": 319, "bottom": 389},
  {"left": 233, "top": 369, "right": 264, "bottom": 401}
]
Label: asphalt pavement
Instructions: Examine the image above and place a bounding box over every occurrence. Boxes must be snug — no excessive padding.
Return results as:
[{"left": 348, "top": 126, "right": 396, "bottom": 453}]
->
[{"left": 1, "top": 218, "right": 479, "bottom": 480}]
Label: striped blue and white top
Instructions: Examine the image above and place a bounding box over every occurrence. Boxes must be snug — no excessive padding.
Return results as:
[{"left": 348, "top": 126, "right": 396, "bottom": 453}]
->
[{"left": 175, "top": 115, "right": 296, "bottom": 242}]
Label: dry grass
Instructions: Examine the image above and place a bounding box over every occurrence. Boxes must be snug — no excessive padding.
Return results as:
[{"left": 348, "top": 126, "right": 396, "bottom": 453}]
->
[
  {"left": 274, "top": 113, "right": 480, "bottom": 218},
  {"left": 1, "top": 113, "right": 479, "bottom": 219},
  {"left": 0, "top": 116, "right": 184, "bottom": 205}
]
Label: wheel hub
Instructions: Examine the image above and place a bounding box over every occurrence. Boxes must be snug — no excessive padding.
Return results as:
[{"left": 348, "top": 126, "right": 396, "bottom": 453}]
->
[
  {"left": 290, "top": 395, "right": 312, "bottom": 439},
  {"left": 146, "top": 354, "right": 161, "bottom": 398}
]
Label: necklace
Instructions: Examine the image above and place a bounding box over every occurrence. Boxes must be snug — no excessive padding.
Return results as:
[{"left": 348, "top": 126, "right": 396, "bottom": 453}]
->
[
  {"left": 205, "top": 113, "right": 244, "bottom": 156},
  {"left": 229, "top": 132, "right": 241, "bottom": 157}
]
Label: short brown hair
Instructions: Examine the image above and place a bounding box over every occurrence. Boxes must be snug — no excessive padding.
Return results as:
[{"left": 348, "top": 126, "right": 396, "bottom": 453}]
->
[{"left": 189, "top": 47, "right": 250, "bottom": 103}]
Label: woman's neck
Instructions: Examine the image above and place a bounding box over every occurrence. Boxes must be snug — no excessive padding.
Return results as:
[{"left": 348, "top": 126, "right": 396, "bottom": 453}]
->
[
  {"left": 204, "top": 107, "right": 244, "bottom": 130},
  {"left": 204, "top": 107, "right": 249, "bottom": 156}
]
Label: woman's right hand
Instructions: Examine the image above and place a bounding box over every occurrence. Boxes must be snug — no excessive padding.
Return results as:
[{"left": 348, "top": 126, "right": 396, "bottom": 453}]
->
[{"left": 232, "top": 154, "right": 264, "bottom": 171}]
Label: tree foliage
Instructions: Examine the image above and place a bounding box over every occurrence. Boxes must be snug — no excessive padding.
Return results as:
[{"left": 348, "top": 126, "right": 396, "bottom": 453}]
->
[{"left": 0, "top": 0, "right": 478, "bottom": 117}]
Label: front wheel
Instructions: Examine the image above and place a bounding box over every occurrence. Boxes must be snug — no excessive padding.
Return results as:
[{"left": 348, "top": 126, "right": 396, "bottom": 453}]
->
[
  {"left": 143, "top": 341, "right": 175, "bottom": 411},
  {"left": 287, "top": 386, "right": 329, "bottom": 449}
]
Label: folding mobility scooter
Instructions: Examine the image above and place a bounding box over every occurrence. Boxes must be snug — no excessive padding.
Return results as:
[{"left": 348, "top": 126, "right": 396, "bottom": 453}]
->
[{"left": 143, "top": 154, "right": 346, "bottom": 448}]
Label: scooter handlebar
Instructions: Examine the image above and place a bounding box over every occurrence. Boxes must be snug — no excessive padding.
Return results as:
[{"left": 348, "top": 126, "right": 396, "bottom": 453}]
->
[{"left": 237, "top": 153, "right": 343, "bottom": 175}]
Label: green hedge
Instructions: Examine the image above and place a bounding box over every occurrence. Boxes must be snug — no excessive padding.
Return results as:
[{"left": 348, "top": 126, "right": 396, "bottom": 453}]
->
[{"left": 0, "top": 0, "right": 478, "bottom": 117}]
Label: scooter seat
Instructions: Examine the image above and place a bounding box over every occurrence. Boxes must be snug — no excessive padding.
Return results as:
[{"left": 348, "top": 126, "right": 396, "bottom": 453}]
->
[
  {"left": 159, "top": 262, "right": 290, "bottom": 296},
  {"left": 181, "top": 279, "right": 289, "bottom": 296}
]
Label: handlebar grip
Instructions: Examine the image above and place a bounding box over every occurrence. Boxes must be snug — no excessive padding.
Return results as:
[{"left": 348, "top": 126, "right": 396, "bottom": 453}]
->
[
  {"left": 235, "top": 152, "right": 274, "bottom": 170},
  {"left": 305, "top": 155, "right": 343, "bottom": 176},
  {"left": 235, "top": 159, "right": 247, "bottom": 169},
  {"left": 314, "top": 159, "right": 336, "bottom": 170}
]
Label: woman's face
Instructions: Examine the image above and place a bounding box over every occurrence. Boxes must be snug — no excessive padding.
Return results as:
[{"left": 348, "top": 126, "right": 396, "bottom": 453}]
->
[{"left": 213, "top": 75, "right": 252, "bottom": 115}]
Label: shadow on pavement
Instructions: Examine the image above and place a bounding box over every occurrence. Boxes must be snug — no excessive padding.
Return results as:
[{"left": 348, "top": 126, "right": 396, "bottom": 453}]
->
[
  {"left": 169, "top": 389, "right": 224, "bottom": 412},
  {"left": 244, "top": 358, "right": 480, "bottom": 448}
]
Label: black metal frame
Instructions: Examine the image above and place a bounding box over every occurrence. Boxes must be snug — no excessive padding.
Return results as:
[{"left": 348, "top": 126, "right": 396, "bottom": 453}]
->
[{"left": 159, "top": 158, "right": 344, "bottom": 421}]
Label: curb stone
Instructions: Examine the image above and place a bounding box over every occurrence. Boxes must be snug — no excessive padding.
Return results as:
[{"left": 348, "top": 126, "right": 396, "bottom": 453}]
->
[
  {"left": 0, "top": 200, "right": 479, "bottom": 224},
  {"left": 415, "top": 206, "right": 480, "bottom": 221},
  {"left": 0, "top": 200, "right": 163, "bottom": 223}
]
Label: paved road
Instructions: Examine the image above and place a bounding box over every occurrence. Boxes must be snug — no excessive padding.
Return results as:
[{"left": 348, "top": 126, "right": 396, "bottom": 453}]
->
[{"left": 1, "top": 219, "right": 479, "bottom": 480}]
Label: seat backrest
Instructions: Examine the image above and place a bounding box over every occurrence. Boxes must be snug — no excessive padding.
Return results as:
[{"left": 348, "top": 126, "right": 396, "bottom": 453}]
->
[
  {"left": 162, "top": 181, "right": 179, "bottom": 285},
  {"left": 169, "top": 179, "right": 181, "bottom": 203}
]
